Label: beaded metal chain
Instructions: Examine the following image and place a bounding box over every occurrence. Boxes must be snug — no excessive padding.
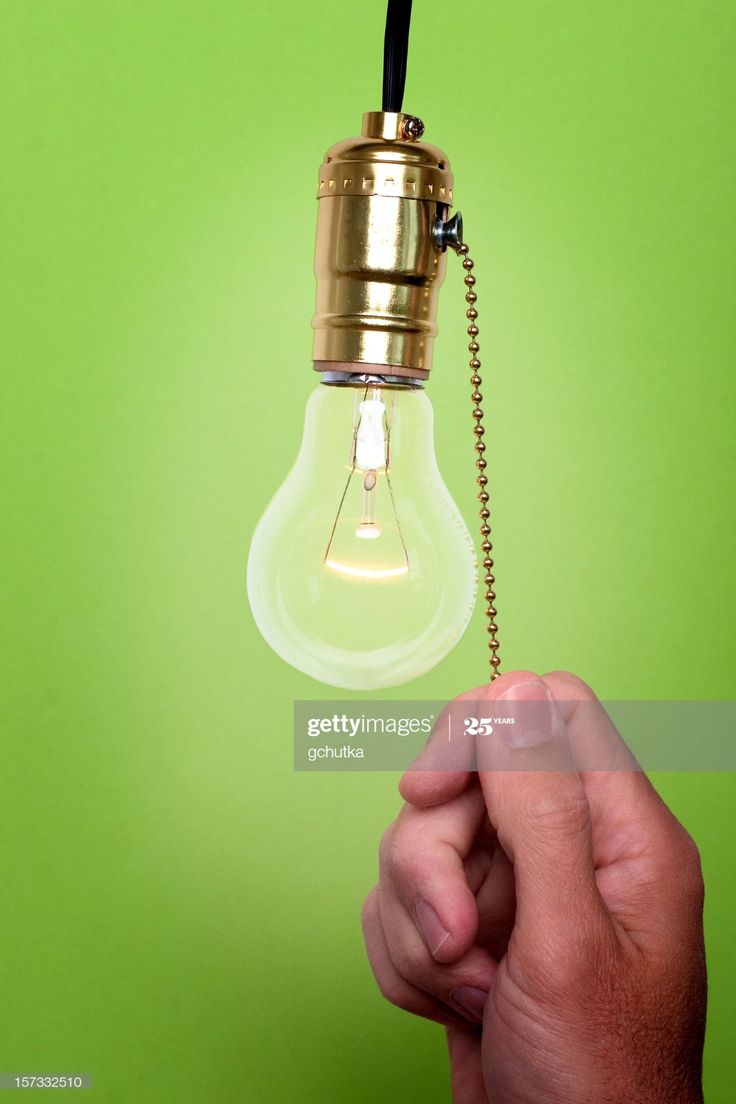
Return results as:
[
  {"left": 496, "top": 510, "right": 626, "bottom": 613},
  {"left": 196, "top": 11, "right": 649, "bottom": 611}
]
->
[{"left": 457, "top": 244, "right": 501, "bottom": 680}]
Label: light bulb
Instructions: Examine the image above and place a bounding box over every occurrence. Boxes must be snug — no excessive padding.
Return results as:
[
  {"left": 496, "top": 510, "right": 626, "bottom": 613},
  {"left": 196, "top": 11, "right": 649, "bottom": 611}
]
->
[
  {"left": 248, "top": 380, "right": 476, "bottom": 689},
  {"left": 247, "top": 107, "right": 484, "bottom": 688}
]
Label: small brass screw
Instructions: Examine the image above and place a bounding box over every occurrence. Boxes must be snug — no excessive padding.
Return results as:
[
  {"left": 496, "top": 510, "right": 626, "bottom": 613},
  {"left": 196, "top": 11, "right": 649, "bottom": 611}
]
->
[{"left": 401, "top": 116, "right": 425, "bottom": 142}]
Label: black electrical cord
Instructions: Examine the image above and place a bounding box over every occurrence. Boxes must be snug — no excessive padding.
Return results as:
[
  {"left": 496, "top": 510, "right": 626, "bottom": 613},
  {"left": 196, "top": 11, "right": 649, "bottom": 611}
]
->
[{"left": 382, "top": 0, "right": 413, "bottom": 113}]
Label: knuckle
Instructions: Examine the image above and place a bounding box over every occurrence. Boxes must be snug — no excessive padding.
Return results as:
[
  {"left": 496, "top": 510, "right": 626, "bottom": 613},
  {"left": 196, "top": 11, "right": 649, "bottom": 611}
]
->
[
  {"left": 379, "top": 826, "right": 416, "bottom": 884},
  {"left": 369, "top": 960, "right": 409, "bottom": 1010},
  {"left": 373, "top": 971, "right": 406, "bottom": 1008},
  {"left": 378, "top": 824, "right": 396, "bottom": 869},
  {"left": 392, "top": 938, "right": 430, "bottom": 981},
  {"left": 361, "top": 887, "right": 378, "bottom": 934},
  {"left": 519, "top": 786, "right": 590, "bottom": 841},
  {"left": 375, "top": 975, "right": 435, "bottom": 1020}
]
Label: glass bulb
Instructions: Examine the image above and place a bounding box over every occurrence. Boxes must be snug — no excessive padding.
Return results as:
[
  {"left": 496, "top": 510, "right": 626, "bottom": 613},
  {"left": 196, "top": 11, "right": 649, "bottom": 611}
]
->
[{"left": 247, "top": 381, "right": 477, "bottom": 689}]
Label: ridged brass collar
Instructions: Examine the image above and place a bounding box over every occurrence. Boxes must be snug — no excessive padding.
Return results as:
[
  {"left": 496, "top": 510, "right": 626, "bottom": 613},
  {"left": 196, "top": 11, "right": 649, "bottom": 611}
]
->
[
  {"left": 312, "top": 111, "right": 454, "bottom": 381},
  {"left": 317, "top": 112, "right": 454, "bottom": 205}
]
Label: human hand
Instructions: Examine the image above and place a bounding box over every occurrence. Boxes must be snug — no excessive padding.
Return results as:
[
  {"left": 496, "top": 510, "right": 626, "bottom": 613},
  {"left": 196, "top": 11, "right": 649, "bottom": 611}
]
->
[{"left": 362, "top": 671, "right": 706, "bottom": 1104}]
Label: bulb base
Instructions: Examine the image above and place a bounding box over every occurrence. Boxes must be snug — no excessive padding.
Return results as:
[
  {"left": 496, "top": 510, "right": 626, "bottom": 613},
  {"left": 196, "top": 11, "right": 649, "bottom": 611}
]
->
[{"left": 312, "top": 112, "right": 454, "bottom": 381}]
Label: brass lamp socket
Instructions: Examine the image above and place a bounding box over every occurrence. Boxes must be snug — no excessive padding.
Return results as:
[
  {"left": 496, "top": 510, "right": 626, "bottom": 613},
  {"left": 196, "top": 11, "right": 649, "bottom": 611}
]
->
[{"left": 312, "top": 111, "right": 456, "bottom": 382}]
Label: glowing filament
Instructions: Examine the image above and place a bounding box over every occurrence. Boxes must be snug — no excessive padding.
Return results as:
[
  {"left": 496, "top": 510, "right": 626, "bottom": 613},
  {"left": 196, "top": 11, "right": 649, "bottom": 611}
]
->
[{"left": 324, "top": 558, "right": 409, "bottom": 580}]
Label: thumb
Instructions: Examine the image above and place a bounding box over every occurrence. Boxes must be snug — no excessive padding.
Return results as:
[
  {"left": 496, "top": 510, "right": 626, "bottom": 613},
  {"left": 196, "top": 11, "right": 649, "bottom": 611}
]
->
[{"left": 477, "top": 674, "right": 611, "bottom": 949}]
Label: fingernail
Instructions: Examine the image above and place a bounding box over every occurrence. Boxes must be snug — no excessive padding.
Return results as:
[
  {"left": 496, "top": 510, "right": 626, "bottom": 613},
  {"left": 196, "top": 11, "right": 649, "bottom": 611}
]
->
[
  {"left": 452, "top": 986, "right": 489, "bottom": 1022},
  {"left": 415, "top": 898, "right": 450, "bottom": 957},
  {"left": 497, "top": 678, "right": 558, "bottom": 748}
]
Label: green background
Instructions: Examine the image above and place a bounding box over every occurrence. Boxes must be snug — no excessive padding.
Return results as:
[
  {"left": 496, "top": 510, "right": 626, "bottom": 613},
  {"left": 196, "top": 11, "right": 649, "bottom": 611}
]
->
[{"left": 2, "top": 1, "right": 734, "bottom": 1100}]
